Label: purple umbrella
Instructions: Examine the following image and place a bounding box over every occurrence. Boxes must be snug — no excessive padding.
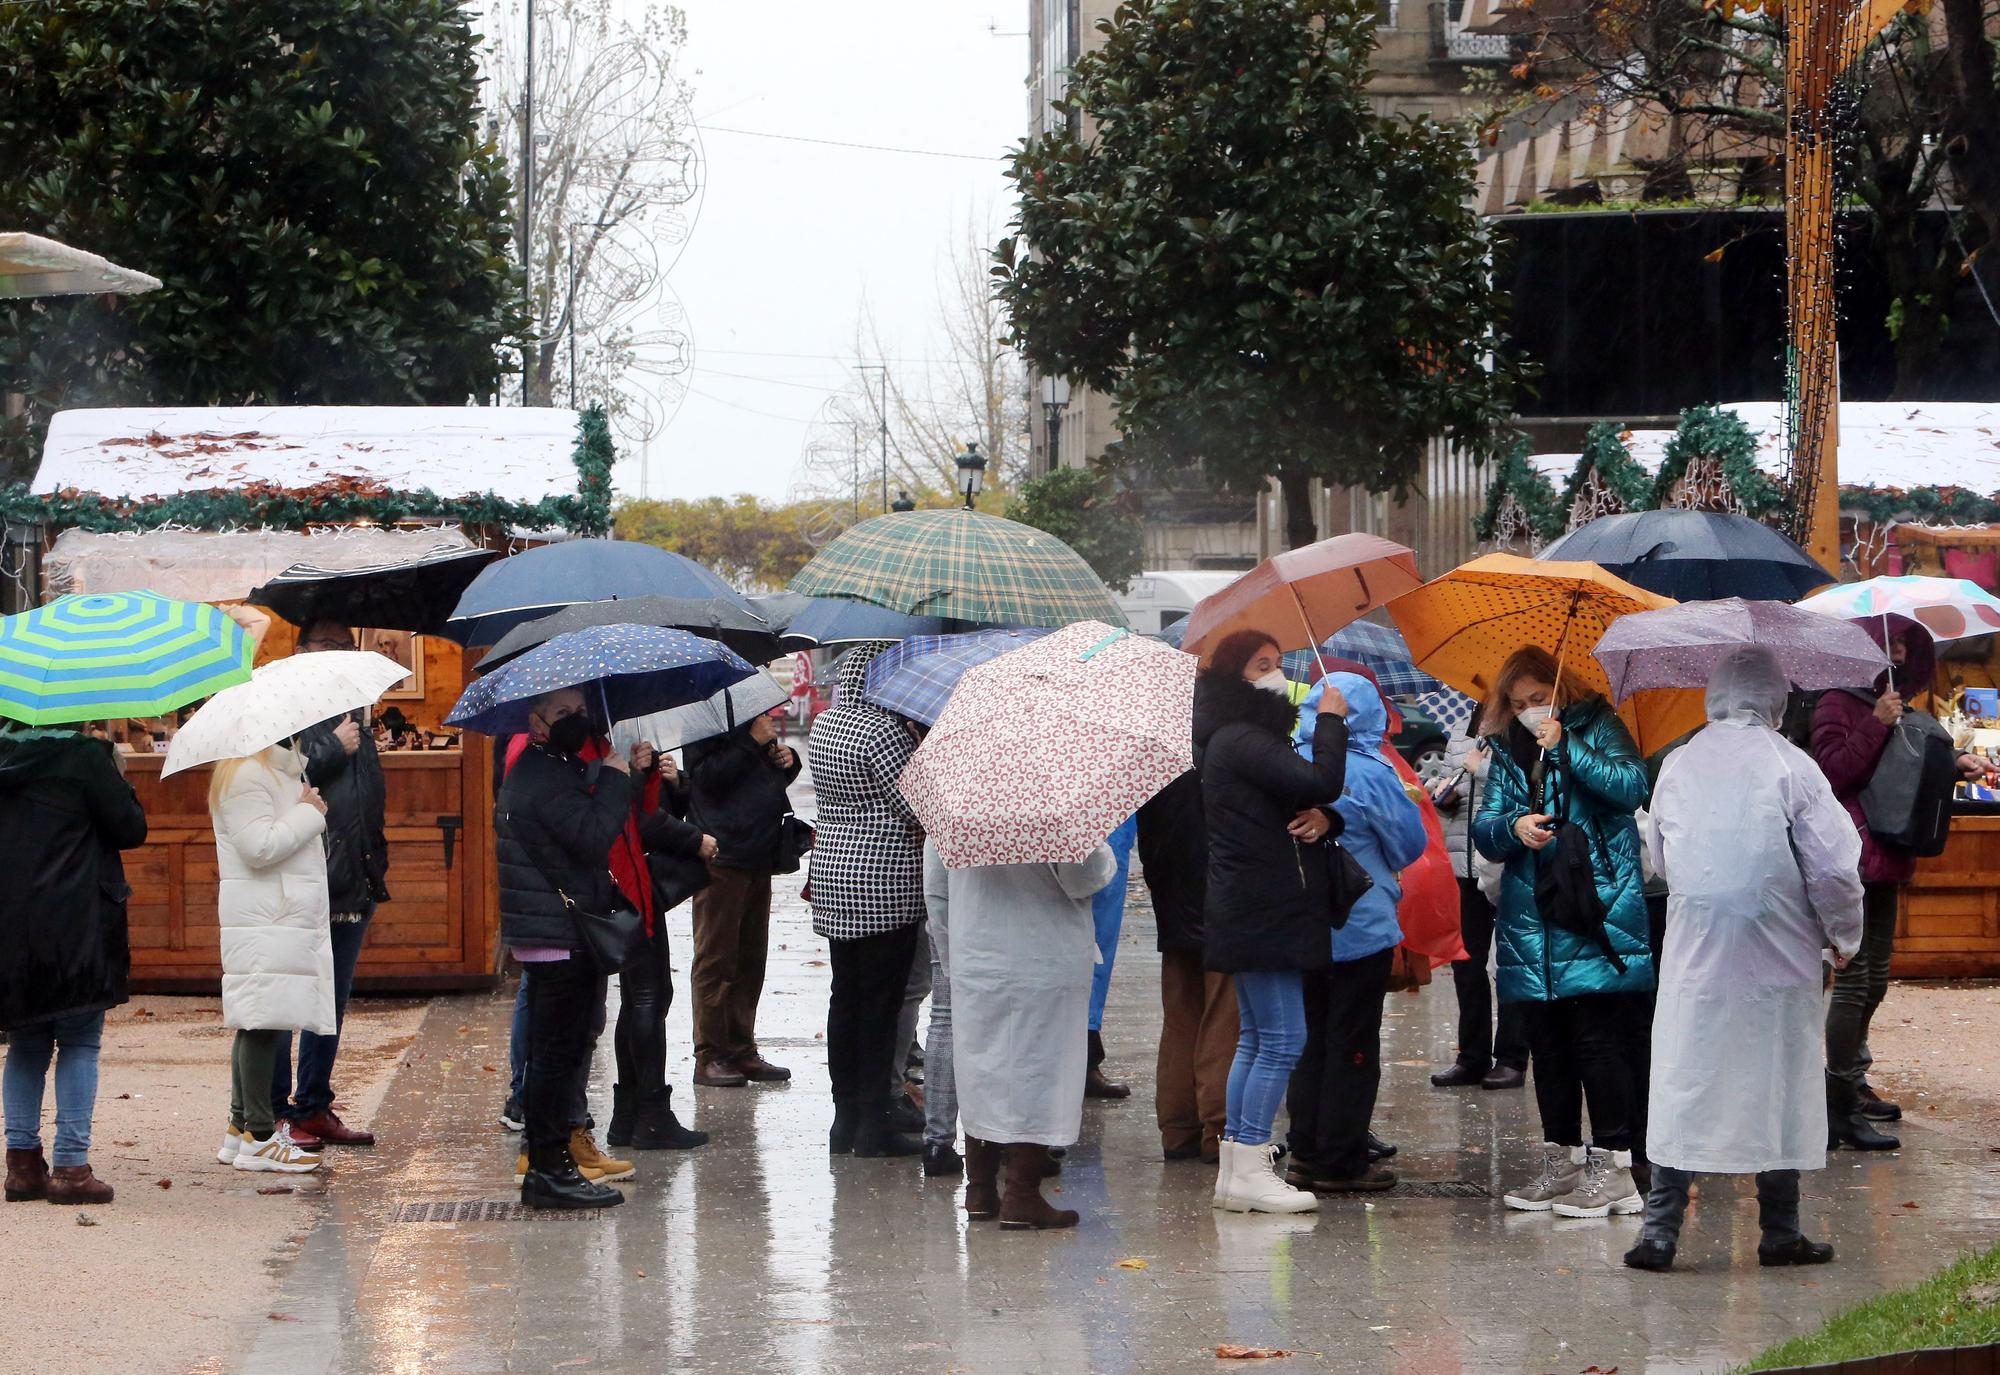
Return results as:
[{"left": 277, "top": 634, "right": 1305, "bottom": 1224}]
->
[{"left": 1592, "top": 598, "right": 1888, "bottom": 703}]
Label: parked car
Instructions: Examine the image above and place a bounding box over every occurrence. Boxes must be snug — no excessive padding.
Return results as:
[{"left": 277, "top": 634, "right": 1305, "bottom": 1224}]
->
[
  {"left": 1115, "top": 569, "right": 1246, "bottom": 638},
  {"left": 1390, "top": 697, "right": 1451, "bottom": 782}
]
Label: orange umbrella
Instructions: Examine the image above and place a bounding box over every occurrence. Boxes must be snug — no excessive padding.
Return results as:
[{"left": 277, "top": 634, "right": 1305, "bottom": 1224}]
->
[
  {"left": 1387, "top": 553, "right": 1705, "bottom": 755},
  {"left": 1180, "top": 533, "right": 1422, "bottom": 663}
]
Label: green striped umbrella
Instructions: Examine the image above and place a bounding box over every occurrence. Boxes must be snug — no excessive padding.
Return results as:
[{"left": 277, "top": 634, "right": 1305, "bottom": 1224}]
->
[
  {"left": 0, "top": 592, "right": 256, "bottom": 725},
  {"left": 787, "top": 509, "right": 1126, "bottom": 629}
]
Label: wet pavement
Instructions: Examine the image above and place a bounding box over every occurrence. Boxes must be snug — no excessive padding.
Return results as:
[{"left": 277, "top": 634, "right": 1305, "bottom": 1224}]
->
[{"left": 232, "top": 887, "right": 2000, "bottom": 1374}]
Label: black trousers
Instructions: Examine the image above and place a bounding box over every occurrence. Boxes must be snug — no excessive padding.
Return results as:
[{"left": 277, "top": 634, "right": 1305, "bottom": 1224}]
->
[
  {"left": 1449, "top": 878, "right": 1528, "bottom": 1072},
  {"left": 1286, "top": 948, "right": 1394, "bottom": 1179},
  {"left": 614, "top": 921, "right": 674, "bottom": 1095},
  {"left": 1826, "top": 880, "right": 1899, "bottom": 1094},
  {"left": 827, "top": 924, "right": 923, "bottom": 1112},
  {"left": 1522, "top": 992, "right": 1635, "bottom": 1152},
  {"left": 526, "top": 956, "right": 600, "bottom": 1154}
]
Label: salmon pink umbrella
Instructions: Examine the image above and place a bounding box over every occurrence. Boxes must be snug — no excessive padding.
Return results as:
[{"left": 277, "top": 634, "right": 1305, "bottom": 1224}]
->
[{"left": 1179, "top": 533, "right": 1422, "bottom": 664}]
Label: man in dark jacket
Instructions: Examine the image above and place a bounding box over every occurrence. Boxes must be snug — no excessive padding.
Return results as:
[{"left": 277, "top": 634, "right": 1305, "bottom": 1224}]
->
[
  {"left": 0, "top": 723, "right": 147, "bottom": 1205},
  {"left": 272, "top": 621, "right": 390, "bottom": 1149},
  {"left": 497, "top": 687, "right": 634, "bottom": 1209}
]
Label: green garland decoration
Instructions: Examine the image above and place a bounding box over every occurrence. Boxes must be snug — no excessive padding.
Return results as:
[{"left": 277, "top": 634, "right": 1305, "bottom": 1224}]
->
[
  {"left": 1652, "top": 405, "right": 1787, "bottom": 518},
  {"left": 1841, "top": 485, "right": 2000, "bottom": 527},
  {"left": 0, "top": 406, "right": 616, "bottom": 538},
  {"left": 1558, "top": 423, "right": 1652, "bottom": 515},
  {"left": 1474, "top": 439, "right": 1566, "bottom": 542}
]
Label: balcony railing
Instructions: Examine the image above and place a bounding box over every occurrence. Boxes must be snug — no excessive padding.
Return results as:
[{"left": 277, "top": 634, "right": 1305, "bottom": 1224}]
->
[{"left": 1429, "top": 1, "right": 1513, "bottom": 61}]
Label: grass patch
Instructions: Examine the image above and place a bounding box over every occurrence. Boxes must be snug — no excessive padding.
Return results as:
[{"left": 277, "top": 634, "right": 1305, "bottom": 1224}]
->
[{"left": 1738, "top": 1242, "right": 2000, "bottom": 1371}]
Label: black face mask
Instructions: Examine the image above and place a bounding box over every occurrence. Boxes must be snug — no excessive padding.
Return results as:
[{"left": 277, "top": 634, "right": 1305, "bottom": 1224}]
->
[{"left": 544, "top": 713, "right": 594, "bottom": 757}]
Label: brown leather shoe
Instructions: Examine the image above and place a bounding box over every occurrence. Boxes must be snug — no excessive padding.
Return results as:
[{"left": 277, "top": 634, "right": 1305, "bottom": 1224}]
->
[
  {"left": 4, "top": 1147, "right": 48, "bottom": 1202},
  {"left": 293, "top": 1108, "right": 375, "bottom": 1147},
  {"left": 1084, "top": 1067, "right": 1132, "bottom": 1100},
  {"left": 736, "top": 1054, "right": 791, "bottom": 1083},
  {"left": 999, "top": 1142, "right": 1078, "bottom": 1230},
  {"left": 694, "top": 1058, "right": 749, "bottom": 1088},
  {"left": 963, "top": 1136, "right": 1001, "bottom": 1219},
  {"left": 46, "top": 1163, "right": 113, "bottom": 1205}
]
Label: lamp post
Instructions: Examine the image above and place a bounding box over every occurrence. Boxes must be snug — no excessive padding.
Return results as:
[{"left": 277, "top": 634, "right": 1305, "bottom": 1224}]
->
[
  {"left": 1036, "top": 375, "right": 1071, "bottom": 475},
  {"left": 955, "top": 442, "right": 987, "bottom": 511},
  {"left": 890, "top": 490, "right": 916, "bottom": 512}
]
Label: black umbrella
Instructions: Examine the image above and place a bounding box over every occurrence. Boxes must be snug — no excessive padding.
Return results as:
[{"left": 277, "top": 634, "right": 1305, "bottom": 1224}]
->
[
  {"left": 249, "top": 544, "right": 499, "bottom": 634},
  {"left": 1537, "top": 510, "right": 1833, "bottom": 602},
  {"left": 477, "top": 595, "right": 783, "bottom": 672}
]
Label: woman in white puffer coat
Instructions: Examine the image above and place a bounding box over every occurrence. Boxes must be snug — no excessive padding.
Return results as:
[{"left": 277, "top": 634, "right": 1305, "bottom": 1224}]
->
[{"left": 209, "top": 744, "right": 333, "bottom": 1174}]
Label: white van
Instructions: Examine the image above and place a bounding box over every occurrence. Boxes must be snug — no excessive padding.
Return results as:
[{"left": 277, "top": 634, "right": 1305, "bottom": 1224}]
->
[{"left": 1116, "top": 570, "right": 1243, "bottom": 638}]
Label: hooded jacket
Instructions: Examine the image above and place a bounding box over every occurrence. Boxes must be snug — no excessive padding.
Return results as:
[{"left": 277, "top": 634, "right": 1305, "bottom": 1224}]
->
[
  {"left": 806, "top": 644, "right": 925, "bottom": 940},
  {"left": 1810, "top": 616, "right": 1934, "bottom": 885},
  {"left": 296, "top": 710, "right": 388, "bottom": 913},
  {"left": 0, "top": 728, "right": 147, "bottom": 1030},
  {"left": 213, "top": 747, "right": 335, "bottom": 1034},
  {"left": 1193, "top": 671, "right": 1348, "bottom": 974},
  {"left": 1315, "top": 675, "right": 1427, "bottom": 963}
]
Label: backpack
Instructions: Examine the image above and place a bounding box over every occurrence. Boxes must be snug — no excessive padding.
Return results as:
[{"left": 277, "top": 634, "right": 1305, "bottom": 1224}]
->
[{"left": 1855, "top": 701, "right": 1958, "bottom": 858}]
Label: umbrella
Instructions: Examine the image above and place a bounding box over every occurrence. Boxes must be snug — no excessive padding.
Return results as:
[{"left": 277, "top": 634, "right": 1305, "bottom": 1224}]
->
[
  {"left": 161, "top": 651, "right": 410, "bottom": 778},
  {"left": 1280, "top": 620, "right": 1442, "bottom": 695},
  {"left": 446, "top": 624, "right": 757, "bottom": 736},
  {"left": 1179, "top": 533, "right": 1423, "bottom": 661},
  {"left": 897, "top": 621, "right": 1195, "bottom": 867},
  {"left": 1798, "top": 575, "right": 2000, "bottom": 642},
  {"left": 1159, "top": 613, "right": 1190, "bottom": 648},
  {"left": 0, "top": 232, "right": 160, "bottom": 298},
  {"left": 0, "top": 591, "right": 254, "bottom": 726},
  {"left": 1538, "top": 510, "right": 1834, "bottom": 602},
  {"left": 443, "top": 540, "right": 753, "bottom": 648},
  {"left": 771, "top": 596, "right": 954, "bottom": 652},
  {"left": 1389, "top": 553, "right": 1704, "bottom": 755},
  {"left": 861, "top": 628, "right": 1053, "bottom": 727},
  {"left": 611, "top": 671, "right": 791, "bottom": 755},
  {"left": 248, "top": 544, "right": 498, "bottom": 634},
  {"left": 1592, "top": 598, "right": 1889, "bottom": 702},
  {"left": 479, "top": 595, "right": 782, "bottom": 672},
  {"left": 787, "top": 508, "right": 1124, "bottom": 628}
]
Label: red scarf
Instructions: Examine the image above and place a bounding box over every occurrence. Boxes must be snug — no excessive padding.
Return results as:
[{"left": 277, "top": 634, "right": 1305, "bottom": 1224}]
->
[{"left": 504, "top": 734, "right": 663, "bottom": 934}]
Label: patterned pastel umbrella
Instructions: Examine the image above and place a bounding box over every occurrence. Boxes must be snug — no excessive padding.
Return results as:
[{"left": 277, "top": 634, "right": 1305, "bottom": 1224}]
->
[
  {"left": 861, "top": 628, "right": 1053, "bottom": 727},
  {"left": 1592, "top": 598, "right": 1888, "bottom": 702},
  {"left": 446, "top": 623, "right": 757, "bottom": 736},
  {"left": 0, "top": 591, "right": 254, "bottom": 726},
  {"left": 1797, "top": 575, "right": 2000, "bottom": 643},
  {"left": 162, "top": 651, "right": 411, "bottom": 777},
  {"left": 897, "top": 622, "right": 1195, "bottom": 868},
  {"left": 787, "top": 508, "right": 1125, "bottom": 629}
]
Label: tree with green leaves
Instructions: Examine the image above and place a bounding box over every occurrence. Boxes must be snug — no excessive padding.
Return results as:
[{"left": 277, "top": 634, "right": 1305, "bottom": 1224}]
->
[
  {"left": 995, "top": 0, "right": 1527, "bottom": 549},
  {"left": 615, "top": 494, "right": 820, "bottom": 592},
  {"left": 0, "top": 0, "right": 524, "bottom": 483},
  {"left": 1004, "top": 467, "right": 1145, "bottom": 594}
]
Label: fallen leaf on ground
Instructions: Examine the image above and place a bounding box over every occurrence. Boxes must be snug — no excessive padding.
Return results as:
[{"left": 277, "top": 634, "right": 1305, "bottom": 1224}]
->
[
  {"left": 1901, "top": 1201, "right": 1921, "bottom": 1209},
  {"left": 482, "top": 1064, "right": 496, "bottom": 1072},
  {"left": 1117, "top": 1257, "right": 1150, "bottom": 1270},
  {"left": 155, "top": 1178, "right": 172, "bottom": 1190},
  {"left": 635, "top": 1268, "right": 648, "bottom": 1278},
  {"left": 266, "top": 1314, "right": 299, "bottom": 1323},
  {"left": 1215, "top": 1345, "right": 1292, "bottom": 1360},
  {"left": 256, "top": 1185, "right": 295, "bottom": 1196}
]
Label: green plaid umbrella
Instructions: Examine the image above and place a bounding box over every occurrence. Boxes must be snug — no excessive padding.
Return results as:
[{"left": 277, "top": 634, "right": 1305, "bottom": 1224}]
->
[
  {"left": 787, "top": 509, "right": 1125, "bottom": 629},
  {"left": 0, "top": 591, "right": 255, "bottom": 725}
]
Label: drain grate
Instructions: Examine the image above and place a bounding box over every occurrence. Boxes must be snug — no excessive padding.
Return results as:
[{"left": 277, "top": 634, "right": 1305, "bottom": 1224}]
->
[
  {"left": 1376, "top": 1179, "right": 1490, "bottom": 1199},
  {"left": 389, "top": 1199, "right": 605, "bottom": 1223}
]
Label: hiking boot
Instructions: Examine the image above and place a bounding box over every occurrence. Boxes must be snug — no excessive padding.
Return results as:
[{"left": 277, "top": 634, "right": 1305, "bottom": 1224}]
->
[
  {"left": 1213, "top": 1139, "right": 1318, "bottom": 1214},
  {"left": 569, "top": 1128, "right": 635, "bottom": 1183},
  {"left": 521, "top": 1143, "right": 623, "bottom": 1211},
  {"left": 999, "top": 1142, "right": 1079, "bottom": 1230},
  {"left": 963, "top": 1136, "right": 1001, "bottom": 1219},
  {"left": 1551, "top": 1148, "right": 1643, "bottom": 1219},
  {"left": 625, "top": 1087, "right": 707, "bottom": 1150},
  {"left": 922, "top": 1142, "right": 963, "bottom": 1178},
  {"left": 4, "top": 1146, "right": 48, "bottom": 1202},
  {"left": 1759, "top": 1236, "right": 1835, "bottom": 1268},
  {"left": 47, "top": 1163, "right": 113, "bottom": 1205},
  {"left": 1623, "top": 1239, "right": 1676, "bottom": 1272},
  {"left": 1503, "top": 1142, "right": 1586, "bottom": 1213},
  {"left": 1858, "top": 1083, "right": 1902, "bottom": 1122}
]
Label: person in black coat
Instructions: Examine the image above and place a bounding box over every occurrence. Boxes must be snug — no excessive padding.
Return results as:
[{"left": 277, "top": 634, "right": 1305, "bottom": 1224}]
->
[
  {"left": 0, "top": 723, "right": 147, "bottom": 1205},
  {"left": 1194, "top": 630, "right": 1347, "bottom": 1214}
]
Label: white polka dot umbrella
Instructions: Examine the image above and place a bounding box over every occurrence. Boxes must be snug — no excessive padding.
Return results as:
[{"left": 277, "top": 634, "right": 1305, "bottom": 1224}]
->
[{"left": 161, "top": 651, "right": 411, "bottom": 777}]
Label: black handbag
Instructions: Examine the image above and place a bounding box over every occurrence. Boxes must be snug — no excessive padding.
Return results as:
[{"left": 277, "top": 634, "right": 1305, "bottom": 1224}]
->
[
  {"left": 1304, "top": 837, "right": 1373, "bottom": 930},
  {"left": 649, "top": 851, "right": 712, "bottom": 912},
  {"left": 774, "top": 812, "right": 816, "bottom": 876},
  {"left": 1532, "top": 773, "right": 1626, "bottom": 974},
  {"left": 557, "top": 884, "right": 643, "bottom": 975}
]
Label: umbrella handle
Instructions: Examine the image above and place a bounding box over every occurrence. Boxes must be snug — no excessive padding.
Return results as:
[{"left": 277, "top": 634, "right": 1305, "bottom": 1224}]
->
[{"left": 1290, "top": 585, "right": 1332, "bottom": 682}]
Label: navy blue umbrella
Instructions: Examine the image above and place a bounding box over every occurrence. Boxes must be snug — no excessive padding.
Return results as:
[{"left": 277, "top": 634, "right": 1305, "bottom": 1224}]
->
[
  {"left": 1159, "top": 613, "right": 1190, "bottom": 649},
  {"left": 772, "top": 596, "right": 955, "bottom": 651},
  {"left": 446, "top": 624, "right": 757, "bottom": 736},
  {"left": 443, "top": 540, "right": 753, "bottom": 648},
  {"left": 1537, "top": 510, "right": 1833, "bottom": 602}
]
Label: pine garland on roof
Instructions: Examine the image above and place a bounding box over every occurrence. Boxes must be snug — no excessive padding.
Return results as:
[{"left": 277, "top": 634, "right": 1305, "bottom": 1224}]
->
[
  {"left": 1559, "top": 423, "right": 1651, "bottom": 514},
  {"left": 1652, "top": 404, "right": 1785, "bottom": 518},
  {"left": 1474, "top": 438, "right": 1565, "bottom": 541}
]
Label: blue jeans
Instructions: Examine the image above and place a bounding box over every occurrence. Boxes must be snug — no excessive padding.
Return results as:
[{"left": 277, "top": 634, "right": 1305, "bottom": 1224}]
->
[
  {"left": 4, "top": 1009, "right": 106, "bottom": 1167},
  {"left": 274, "top": 905, "right": 373, "bottom": 1119},
  {"left": 1088, "top": 817, "right": 1138, "bottom": 1032},
  {"left": 1225, "top": 971, "right": 1306, "bottom": 1146},
  {"left": 923, "top": 914, "right": 957, "bottom": 1149}
]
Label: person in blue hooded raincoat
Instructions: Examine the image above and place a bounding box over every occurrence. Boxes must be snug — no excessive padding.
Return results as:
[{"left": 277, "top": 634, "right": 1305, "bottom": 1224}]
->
[{"left": 1282, "top": 673, "right": 1427, "bottom": 1192}]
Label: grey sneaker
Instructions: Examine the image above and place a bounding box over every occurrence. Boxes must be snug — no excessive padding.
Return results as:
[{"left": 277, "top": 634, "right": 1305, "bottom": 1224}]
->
[
  {"left": 1504, "top": 1142, "right": 1586, "bottom": 1212},
  {"left": 1552, "top": 1148, "right": 1643, "bottom": 1218}
]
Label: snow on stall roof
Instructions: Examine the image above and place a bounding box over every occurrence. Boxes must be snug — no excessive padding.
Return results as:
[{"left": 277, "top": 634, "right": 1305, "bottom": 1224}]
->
[{"left": 33, "top": 406, "right": 585, "bottom": 503}]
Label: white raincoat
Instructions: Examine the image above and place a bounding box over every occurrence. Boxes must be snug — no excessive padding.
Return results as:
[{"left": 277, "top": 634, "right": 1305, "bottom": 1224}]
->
[
  {"left": 1645, "top": 646, "right": 1864, "bottom": 1174},
  {"left": 928, "top": 841, "right": 1116, "bottom": 1146},
  {"left": 213, "top": 746, "right": 336, "bottom": 1035}
]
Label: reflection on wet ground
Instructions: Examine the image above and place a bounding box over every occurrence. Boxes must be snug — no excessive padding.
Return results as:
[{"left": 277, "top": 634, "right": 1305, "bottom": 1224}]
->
[{"left": 233, "top": 880, "right": 2000, "bottom": 1375}]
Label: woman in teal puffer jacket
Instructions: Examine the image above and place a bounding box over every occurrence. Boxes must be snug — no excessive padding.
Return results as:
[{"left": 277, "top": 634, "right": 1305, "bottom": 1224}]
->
[{"left": 1472, "top": 646, "right": 1654, "bottom": 1222}]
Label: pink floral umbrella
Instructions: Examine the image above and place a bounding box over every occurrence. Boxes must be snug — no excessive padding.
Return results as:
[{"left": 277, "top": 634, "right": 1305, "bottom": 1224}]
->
[{"left": 897, "top": 621, "right": 1196, "bottom": 868}]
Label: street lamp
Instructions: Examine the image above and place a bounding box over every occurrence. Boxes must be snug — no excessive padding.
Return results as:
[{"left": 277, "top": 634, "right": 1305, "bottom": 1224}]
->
[
  {"left": 890, "top": 490, "right": 916, "bottom": 512},
  {"left": 1037, "top": 374, "right": 1071, "bottom": 474},
  {"left": 955, "top": 442, "right": 987, "bottom": 510}
]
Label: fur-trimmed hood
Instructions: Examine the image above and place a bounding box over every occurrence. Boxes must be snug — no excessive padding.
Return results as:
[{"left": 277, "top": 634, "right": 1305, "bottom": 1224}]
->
[{"left": 1192, "top": 670, "right": 1298, "bottom": 762}]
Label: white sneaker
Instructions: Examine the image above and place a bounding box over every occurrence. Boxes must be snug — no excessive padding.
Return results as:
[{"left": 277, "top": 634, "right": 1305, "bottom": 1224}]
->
[
  {"left": 1551, "top": 1148, "right": 1643, "bottom": 1219},
  {"left": 217, "top": 1126, "right": 243, "bottom": 1165},
  {"left": 1212, "top": 1139, "right": 1319, "bottom": 1214},
  {"left": 234, "top": 1122, "right": 322, "bottom": 1174}
]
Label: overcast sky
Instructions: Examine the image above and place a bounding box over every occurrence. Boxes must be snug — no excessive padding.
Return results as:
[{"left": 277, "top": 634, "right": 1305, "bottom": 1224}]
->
[{"left": 608, "top": 1, "right": 1028, "bottom": 504}]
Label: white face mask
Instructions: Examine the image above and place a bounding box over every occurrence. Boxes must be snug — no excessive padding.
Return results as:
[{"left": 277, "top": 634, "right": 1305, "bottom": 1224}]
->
[
  {"left": 1516, "top": 704, "right": 1555, "bottom": 730},
  {"left": 1253, "top": 670, "right": 1290, "bottom": 696}
]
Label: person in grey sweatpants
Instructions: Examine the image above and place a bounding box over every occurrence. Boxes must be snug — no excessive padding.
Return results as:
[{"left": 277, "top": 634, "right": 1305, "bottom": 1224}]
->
[{"left": 919, "top": 842, "right": 959, "bottom": 1177}]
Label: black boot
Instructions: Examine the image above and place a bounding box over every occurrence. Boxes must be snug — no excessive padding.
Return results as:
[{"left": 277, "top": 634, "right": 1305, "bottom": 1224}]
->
[
  {"left": 606, "top": 1083, "right": 635, "bottom": 1149},
  {"left": 1623, "top": 1239, "right": 1676, "bottom": 1272},
  {"left": 923, "top": 1142, "right": 963, "bottom": 1177},
  {"left": 829, "top": 1098, "right": 860, "bottom": 1155},
  {"left": 1759, "top": 1236, "right": 1835, "bottom": 1267},
  {"left": 1828, "top": 1075, "right": 1900, "bottom": 1151},
  {"left": 628, "top": 1086, "right": 709, "bottom": 1150},
  {"left": 852, "top": 1098, "right": 922, "bottom": 1158},
  {"left": 1858, "top": 1082, "right": 1903, "bottom": 1121},
  {"left": 521, "top": 1142, "right": 624, "bottom": 1210}
]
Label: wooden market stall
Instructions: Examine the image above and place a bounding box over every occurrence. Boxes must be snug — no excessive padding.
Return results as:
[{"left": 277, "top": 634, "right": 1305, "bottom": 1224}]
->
[{"left": 17, "top": 404, "right": 615, "bottom": 992}]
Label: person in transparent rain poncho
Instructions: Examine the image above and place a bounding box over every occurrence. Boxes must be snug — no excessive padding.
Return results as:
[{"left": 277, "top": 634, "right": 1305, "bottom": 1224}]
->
[{"left": 1624, "top": 645, "right": 1863, "bottom": 1273}]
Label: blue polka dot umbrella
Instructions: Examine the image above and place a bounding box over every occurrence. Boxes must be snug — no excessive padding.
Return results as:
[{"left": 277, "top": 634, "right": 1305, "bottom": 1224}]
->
[
  {"left": 446, "top": 623, "right": 758, "bottom": 736},
  {"left": 0, "top": 591, "right": 254, "bottom": 726}
]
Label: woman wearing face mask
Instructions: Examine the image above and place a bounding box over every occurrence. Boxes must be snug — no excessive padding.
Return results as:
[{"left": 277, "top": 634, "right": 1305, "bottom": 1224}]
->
[
  {"left": 1193, "top": 629, "right": 1349, "bottom": 1213},
  {"left": 1472, "top": 645, "right": 1653, "bottom": 1221}
]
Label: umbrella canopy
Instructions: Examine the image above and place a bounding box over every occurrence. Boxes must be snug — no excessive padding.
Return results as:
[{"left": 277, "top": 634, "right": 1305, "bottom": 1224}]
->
[
  {"left": 1280, "top": 619, "right": 1442, "bottom": 695},
  {"left": 611, "top": 671, "right": 791, "bottom": 755},
  {"left": 861, "top": 628, "right": 1053, "bottom": 727},
  {"left": 0, "top": 231, "right": 161, "bottom": 298},
  {"left": 771, "top": 596, "right": 954, "bottom": 652},
  {"left": 444, "top": 540, "right": 753, "bottom": 648},
  {"left": 479, "top": 595, "right": 782, "bottom": 672},
  {"left": 446, "top": 624, "right": 757, "bottom": 736},
  {"left": 248, "top": 544, "right": 498, "bottom": 634},
  {"left": 1179, "top": 533, "right": 1423, "bottom": 660},
  {"left": 1389, "top": 553, "right": 1704, "bottom": 754},
  {"left": 1798, "top": 575, "right": 2000, "bottom": 642},
  {"left": 161, "top": 651, "right": 410, "bottom": 778},
  {"left": 1592, "top": 598, "right": 1889, "bottom": 702},
  {"left": 0, "top": 591, "right": 254, "bottom": 726},
  {"left": 1538, "top": 510, "right": 1834, "bottom": 602},
  {"left": 897, "top": 621, "right": 1195, "bottom": 868},
  {"left": 787, "top": 508, "right": 1124, "bottom": 628}
]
